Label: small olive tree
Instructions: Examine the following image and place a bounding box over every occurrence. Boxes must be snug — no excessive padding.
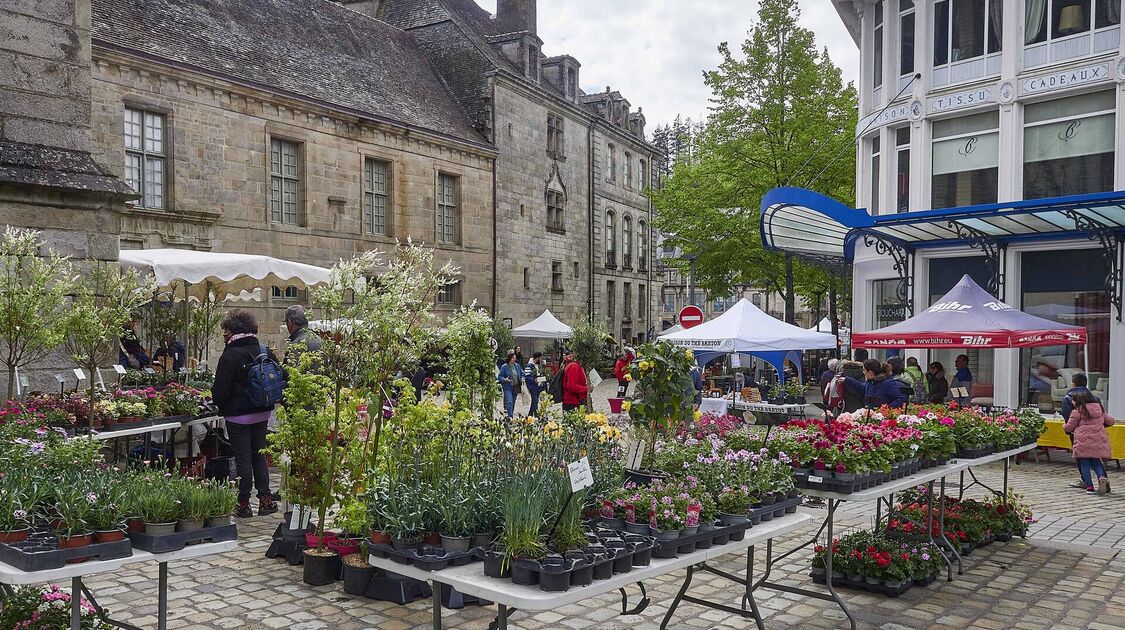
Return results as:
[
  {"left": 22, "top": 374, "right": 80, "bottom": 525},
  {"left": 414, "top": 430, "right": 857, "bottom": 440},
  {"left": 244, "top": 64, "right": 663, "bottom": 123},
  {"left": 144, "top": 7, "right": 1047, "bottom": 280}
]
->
[
  {"left": 64, "top": 263, "right": 154, "bottom": 425},
  {"left": 0, "top": 228, "right": 74, "bottom": 398}
]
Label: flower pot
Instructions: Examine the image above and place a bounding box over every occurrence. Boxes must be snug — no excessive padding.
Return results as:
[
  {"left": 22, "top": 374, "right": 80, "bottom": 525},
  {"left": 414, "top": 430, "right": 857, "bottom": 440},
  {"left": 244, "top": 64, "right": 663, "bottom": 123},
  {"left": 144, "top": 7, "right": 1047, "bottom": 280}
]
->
[
  {"left": 810, "top": 566, "right": 826, "bottom": 579},
  {"left": 622, "top": 468, "right": 668, "bottom": 487},
  {"left": 58, "top": 533, "right": 93, "bottom": 564},
  {"left": 121, "top": 416, "right": 142, "bottom": 425},
  {"left": 302, "top": 548, "right": 339, "bottom": 586},
  {"left": 718, "top": 512, "right": 749, "bottom": 526},
  {"left": 864, "top": 576, "right": 880, "bottom": 586},
  {"left": 833, "top": 472, "right": 856, "bottom": 482},
  {"left": 176, "top": 518, "right": 205, "bottom": 533},
  {"left": 144, "top": 521, "right": 177, "bottom": 536},
  {"left": 624, "top": 521, "right": 651, "bottom": 535},
  {"left": 600, "top": 517, "right": 625, "bottom": 530},
  {"left": 305, "top": 531, "right": 339, "bottom": 548},
  {"left": 655, "top": 530, "right": 679, "bottom": 543},
  {"left": 471, "top": 532, "right": 491, "bottom": 549},
  {"left": 679, "top": 526, "right": 699, "bottom": 537},
  {"left": 482, "top": 551, "right": 511, "bottom": 578},
  {"left": 883, "top": 579, "right": 905, "bottom": 589},
  {"left": 423, "top": 532, "right": 441, "bottom": 545},
  {"left": 390, "top": 535, "right": 421, "bottom": 551},
  {"left": 608, "top": 397, "right": 624, "bottom": 414},
  {"left": 94, "top": 529, "right": 126, "bottom": 543},
  {"left": 511, "top": 557, "right": 540, "bottom": 586},
  {"left": 342, "top": 561, "right": 375, "bottom": 595},
  {"left": 126, "top": 518, "right": 145, "bottom": 533},
  {"left": 0, "top": 527, "right": 30, "bottom": 543},
  {"left": 369, "top": 530, "right": 391, "bottom": 545},
  {"left": 440, "top": 535, "right": 472, "bottom": 553},
  {"left": 328, "top": 538, "right": 361, "bottom": 557},
  {"left": 204, "top": 515, "right": 230, "bottom": 528},
  {"left": 761, "top": 495, "right": 777, "bottom": 506}
]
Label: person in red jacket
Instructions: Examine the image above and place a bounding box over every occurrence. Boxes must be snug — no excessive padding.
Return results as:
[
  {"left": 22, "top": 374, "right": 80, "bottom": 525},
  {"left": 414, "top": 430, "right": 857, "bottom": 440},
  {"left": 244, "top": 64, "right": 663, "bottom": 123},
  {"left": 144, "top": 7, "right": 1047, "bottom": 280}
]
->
[
  {"left": 562, "top": 354, "right": 588, "bottom": 412},
  {"left": 613, "top": 348, "right": 634, "bottom": 397}
]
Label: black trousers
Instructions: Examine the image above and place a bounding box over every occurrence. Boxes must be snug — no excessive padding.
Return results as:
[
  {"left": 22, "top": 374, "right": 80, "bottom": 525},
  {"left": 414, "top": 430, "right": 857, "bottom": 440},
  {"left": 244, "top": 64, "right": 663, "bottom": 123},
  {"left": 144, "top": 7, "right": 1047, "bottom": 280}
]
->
[{"left": 226, "top": 420, "right": 271, "bottom": 504}]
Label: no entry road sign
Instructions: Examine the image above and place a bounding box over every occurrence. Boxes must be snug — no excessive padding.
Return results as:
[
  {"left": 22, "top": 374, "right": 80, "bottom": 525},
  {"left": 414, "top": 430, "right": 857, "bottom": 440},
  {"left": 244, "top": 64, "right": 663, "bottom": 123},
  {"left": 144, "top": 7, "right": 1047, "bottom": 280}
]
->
[{"left": 679, "top": 305, "right": 705, "bottom": 329}]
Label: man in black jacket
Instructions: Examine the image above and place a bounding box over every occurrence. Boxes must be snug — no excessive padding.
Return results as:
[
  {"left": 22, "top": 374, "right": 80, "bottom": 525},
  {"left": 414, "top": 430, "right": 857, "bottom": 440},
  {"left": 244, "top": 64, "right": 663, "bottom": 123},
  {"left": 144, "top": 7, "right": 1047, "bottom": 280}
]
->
[
  {"left": 839, "top": 349, "right": 868, "bottom": 412},
  {"left": 212, "top": 310, "right": 280, "bottom": 518}
]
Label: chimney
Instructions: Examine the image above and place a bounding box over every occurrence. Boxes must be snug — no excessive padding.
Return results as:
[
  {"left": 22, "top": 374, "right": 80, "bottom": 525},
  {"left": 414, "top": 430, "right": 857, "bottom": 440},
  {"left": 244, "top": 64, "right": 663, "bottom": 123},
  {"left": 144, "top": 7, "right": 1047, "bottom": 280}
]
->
[{"left": 496, "top": 0, "right": 536, "bottom": 34}]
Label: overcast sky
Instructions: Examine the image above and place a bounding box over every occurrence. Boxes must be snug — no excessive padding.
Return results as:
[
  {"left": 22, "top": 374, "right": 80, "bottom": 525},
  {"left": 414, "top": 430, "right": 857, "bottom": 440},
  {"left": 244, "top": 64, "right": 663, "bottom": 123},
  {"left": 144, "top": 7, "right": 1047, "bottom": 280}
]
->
[{"left": 475, "top": 0, "right": 860, "bottom": 130}]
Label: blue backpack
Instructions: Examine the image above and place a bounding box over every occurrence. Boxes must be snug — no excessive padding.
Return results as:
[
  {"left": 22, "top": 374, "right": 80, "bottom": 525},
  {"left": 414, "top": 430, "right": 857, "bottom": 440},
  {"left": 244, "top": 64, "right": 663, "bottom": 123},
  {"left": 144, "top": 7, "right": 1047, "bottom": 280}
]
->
[{"left": 247, "top": 345, "right": 286, "bottom": 408}]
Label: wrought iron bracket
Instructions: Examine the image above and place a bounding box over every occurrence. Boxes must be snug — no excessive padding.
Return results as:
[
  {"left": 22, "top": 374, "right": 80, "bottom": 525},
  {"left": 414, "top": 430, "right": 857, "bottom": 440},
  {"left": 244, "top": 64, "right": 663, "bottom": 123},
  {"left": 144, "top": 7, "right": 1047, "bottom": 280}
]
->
[
  {"left": 1064, "top": 210, "right": 1124, "bottom": 322},
  {"left": 947, "top": 221, "right": 1006, "bottom": 298},
  {"left": 861, "top": 232, "right": 914, "bottom": 316}
]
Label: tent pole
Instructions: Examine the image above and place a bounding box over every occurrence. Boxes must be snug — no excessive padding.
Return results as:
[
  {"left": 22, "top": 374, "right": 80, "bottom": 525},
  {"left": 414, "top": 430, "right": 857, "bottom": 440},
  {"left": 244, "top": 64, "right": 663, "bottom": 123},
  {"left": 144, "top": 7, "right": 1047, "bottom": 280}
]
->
[
  {"left": 183, "top": 282, "right": 191, "bottom": 367},
  {"left": 1083, "top": 341, "right": 1089, "bottom": 378}
]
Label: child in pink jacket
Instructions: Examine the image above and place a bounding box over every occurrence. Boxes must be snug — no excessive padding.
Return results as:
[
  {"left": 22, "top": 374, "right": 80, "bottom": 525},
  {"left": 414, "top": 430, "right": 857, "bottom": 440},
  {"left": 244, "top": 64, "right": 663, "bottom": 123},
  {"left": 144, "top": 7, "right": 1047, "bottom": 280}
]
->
[{"left": 1063, "top": 391, "right": 1116, "bottom": 495}]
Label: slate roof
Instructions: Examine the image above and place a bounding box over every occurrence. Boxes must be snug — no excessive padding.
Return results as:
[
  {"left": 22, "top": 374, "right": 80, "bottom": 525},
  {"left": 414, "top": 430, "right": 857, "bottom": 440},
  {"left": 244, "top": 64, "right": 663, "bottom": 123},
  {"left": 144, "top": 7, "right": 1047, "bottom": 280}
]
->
[{"left": 91, "top": 0, "right": 486, "bottom": 146}]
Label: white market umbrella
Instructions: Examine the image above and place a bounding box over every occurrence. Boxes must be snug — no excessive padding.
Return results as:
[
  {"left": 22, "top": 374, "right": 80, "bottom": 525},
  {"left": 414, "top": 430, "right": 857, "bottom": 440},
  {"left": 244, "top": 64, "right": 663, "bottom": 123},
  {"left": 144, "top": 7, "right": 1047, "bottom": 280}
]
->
[
  {"left": 119, "top": 248, "right": 332, "bottom": 299},
  {"left": 661, "top": 298, "right": 836, "bottom": 352},
  {"left": 511, "top": 310, "right": 573, "bottom": 339}
]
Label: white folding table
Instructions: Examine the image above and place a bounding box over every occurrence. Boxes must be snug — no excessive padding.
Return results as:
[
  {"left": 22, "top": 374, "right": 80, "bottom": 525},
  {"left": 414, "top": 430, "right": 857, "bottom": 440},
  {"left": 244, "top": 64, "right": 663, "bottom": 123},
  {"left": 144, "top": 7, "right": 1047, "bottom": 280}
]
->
[
  {"left": 0, "top": 540, "right": 237, "bottom": 630},
  {"left": 369, "top": 512, "right": 812, "bottom": 630}
]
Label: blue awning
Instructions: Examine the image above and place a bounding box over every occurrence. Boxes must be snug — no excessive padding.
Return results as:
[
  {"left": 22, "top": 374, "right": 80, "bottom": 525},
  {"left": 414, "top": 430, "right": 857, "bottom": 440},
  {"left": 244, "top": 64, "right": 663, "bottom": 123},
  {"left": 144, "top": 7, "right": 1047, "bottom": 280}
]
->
[{"left": 760, "top": 188, "right": 1125, "bottom": 262}]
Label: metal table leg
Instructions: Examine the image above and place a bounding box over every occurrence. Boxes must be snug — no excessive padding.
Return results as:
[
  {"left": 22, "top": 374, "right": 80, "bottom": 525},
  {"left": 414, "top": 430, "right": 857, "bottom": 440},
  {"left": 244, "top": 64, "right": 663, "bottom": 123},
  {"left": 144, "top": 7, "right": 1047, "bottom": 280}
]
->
[
  {"left": 496, "top": 604, "right": 508, "bottom": 630},
  {"left": 158, "top": 561, "right": 168, "bottom": 630},
  {"left": 432, "top": 581, "right": 442, "bottom": 630},
  {"left": 824, "top": 499, "right": 857, "bottom": 630},
  {"left": 938, "top": 476, "right": 963, "bottom": 576},
  {"left": 72, "top": 576, "right": 82, "bottom": 630}
]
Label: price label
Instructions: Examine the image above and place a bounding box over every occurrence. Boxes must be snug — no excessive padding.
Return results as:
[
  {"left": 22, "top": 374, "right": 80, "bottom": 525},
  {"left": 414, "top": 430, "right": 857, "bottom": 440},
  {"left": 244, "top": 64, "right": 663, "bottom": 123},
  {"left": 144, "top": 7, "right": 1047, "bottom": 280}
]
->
[
  {"left": 53, "top": 373, "right": 67, "bottom": 384},
  {"left": 808, "top": 475, "right": 824, "bottom": 484},
  {"left": 73, "top": 368, "right": 87, "bottom": 381},
  {"left": 143, "top": 367, "right": 157, "bottom": 375},
  {"left": 112, "top": 365, "right": 127, "bottom": 375},
  {"left": 567, "top": 457, "right": 594, "bottom": 493},
  {"left": 17, "top": 374, "right": 29, "bottom": 388}
]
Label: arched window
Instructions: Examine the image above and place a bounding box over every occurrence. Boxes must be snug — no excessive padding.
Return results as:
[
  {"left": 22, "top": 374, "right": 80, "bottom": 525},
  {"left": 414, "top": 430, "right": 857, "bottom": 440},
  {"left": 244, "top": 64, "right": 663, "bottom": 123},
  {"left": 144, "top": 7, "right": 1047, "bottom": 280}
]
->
[
  {"left": 622, "top": 216, "right": 633, "bottom": 268},
  {"left": 637, "top": 220, "right": 647, "bottom": 270},
  {"left": 605, "top": 211, "right": 616, "bottom": 267}
]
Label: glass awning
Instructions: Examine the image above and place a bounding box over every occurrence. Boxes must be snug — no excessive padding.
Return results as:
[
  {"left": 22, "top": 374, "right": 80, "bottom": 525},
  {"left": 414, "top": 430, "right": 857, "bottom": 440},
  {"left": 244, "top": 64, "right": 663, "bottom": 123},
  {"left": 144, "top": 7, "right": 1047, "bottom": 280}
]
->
[{"left": 760, "top": 187, "right": 1125, "bottom": 262}]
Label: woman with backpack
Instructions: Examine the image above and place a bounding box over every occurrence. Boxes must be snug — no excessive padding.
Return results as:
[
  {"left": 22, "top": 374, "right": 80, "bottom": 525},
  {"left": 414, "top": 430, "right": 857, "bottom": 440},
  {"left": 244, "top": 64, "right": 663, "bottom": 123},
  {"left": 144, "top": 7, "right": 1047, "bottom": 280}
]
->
[
  {"left": 1064, "top": 391, "right": 1116, "bottom": 495},
  {"left": 212, "top": 310, "right": 281, "bottom": 519}
]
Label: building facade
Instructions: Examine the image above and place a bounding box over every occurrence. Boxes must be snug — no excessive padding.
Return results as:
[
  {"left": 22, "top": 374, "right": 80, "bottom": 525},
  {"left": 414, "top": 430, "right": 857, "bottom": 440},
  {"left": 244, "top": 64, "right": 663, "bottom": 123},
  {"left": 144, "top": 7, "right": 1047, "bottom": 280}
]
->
[
  {"left": 86, "top": 0, "right": 497, "bottom": 348},
  {"left": 372, "top": 0, "right": 661, "bottom": 342},
  {"left": 830, "top": 0, "right": 1124, "bottom": 415}
]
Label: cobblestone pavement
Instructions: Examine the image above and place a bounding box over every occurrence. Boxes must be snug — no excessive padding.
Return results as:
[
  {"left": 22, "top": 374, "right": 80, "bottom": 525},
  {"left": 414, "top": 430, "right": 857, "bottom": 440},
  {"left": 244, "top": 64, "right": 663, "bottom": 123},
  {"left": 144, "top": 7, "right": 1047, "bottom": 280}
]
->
[{"left": 61, "top": 380, "right": 1125, "bottom": 629}]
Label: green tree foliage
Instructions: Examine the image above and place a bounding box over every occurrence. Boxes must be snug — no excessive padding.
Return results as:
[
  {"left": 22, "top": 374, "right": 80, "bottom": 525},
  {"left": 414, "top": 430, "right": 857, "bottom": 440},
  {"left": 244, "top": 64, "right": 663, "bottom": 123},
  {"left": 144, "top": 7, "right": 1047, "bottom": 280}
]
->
[
  {"left": 0, "top": 228, "right": 74, "bottom": 398},
  {"left": 445, "top": 307, "right": 500, "bottom": 420},
  {"left": 650, "top": 0, "right": 856, "bottom": 324}
]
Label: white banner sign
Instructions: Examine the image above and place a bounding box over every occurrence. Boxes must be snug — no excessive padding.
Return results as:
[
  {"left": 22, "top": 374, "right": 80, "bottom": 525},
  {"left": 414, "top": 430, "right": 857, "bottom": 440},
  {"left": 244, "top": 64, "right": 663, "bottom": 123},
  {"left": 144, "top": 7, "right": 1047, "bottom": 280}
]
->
[
  {"left": 1022, "top": 64, "right": 1110, "bottom": 95},
  {"left": 930, "top": 87, "right": 994, "bottom": 113}
]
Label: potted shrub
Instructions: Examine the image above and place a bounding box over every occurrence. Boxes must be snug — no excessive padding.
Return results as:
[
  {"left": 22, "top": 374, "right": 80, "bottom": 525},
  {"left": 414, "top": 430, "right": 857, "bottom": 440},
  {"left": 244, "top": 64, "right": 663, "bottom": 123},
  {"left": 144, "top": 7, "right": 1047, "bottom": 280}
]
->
[
  {"left": 621, "top": 342, "right": 697, "bottom": 485},
  {"left": 204, "top": 480, "right": 237, "bottom": 528},
  {"left": 174, "top": 480, "right": 210, "bottom": 533},
  {"left": 136, "top": 485, "right": 179, "bottom": 536}
]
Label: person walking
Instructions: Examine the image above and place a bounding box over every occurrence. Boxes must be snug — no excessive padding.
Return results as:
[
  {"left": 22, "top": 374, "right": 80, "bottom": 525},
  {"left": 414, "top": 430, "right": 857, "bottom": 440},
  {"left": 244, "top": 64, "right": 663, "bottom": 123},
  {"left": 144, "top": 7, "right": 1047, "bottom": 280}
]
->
[
  {"left": 1064, "top": 391, "right": 1115, "bottom": 495},
  {"left": 614, "top": 348, "right": 634, "bottom": 397},
  {"left": 211, "top": 310, "right": 279, "bottom": 518},
  {"left": 1061, "top": 373, "right": 1099, "bottom": 420},
  {"left": 523, "top": 351, "right": 545, "bottom": 416},
  {"left": 926, "top": 361, "right": 950, "bottom": 403},
  {"left": 498, "top": 351, "right": 521, "bottom": 418},
  {"left": 561, "top": 353, "right": 588, "bottom": 412}
]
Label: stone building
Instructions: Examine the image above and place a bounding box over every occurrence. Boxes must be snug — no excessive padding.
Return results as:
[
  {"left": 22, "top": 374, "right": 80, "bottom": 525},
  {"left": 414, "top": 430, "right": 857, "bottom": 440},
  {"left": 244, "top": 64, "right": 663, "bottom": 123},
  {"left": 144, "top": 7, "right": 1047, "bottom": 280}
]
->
[
  {"left": 0, "top": 0, "right": 136, "bottom": 393},
  {"left": 85, "top": 0, "right": 497, "bottom": 347},
  {"left": 369, "top": 0, "right": 662, "bottom": 341}
]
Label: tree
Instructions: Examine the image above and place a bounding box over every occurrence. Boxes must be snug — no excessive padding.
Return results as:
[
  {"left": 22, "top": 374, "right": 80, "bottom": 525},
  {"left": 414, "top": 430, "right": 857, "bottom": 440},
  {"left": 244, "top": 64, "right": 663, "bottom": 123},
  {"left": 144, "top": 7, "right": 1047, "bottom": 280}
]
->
[
  {"left": 650, "top": 0, "right": 857, "bottom": 324},
  {"left": 64, "top": 263, "right": 154, "bottom": 425},
  {"left": 445, "top": 307, "right": 500, "bottom": 421},
  {"left": 0, "top": 228, "right": 74, "bottom": 399}
]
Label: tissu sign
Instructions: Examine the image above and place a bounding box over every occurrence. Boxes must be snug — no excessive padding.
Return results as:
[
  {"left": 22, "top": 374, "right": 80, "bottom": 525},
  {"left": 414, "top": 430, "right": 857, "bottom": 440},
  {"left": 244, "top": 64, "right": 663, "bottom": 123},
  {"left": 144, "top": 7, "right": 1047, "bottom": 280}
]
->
[{"left": 852, "top": 275, "right": 1087, "bottom": 349}]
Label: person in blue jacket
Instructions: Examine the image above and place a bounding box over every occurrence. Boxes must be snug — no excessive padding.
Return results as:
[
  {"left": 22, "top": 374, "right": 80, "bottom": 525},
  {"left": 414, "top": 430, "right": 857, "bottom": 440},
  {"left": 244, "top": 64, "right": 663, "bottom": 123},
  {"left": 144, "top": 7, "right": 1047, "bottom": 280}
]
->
[
  {"left": 845, "top": 359, "right": 907, "bottom": 409},
  {"left": 498, "top": 351, "right": 522, "bottom": 418}
]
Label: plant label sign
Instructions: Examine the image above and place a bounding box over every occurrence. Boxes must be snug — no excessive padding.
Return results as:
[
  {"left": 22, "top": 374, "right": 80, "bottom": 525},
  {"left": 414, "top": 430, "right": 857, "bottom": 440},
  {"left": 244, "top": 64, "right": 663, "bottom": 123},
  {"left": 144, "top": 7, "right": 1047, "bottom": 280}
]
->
[
  {"left": 113, "top": 364, "right": 127, "bottom": 375},
  {"left": 289, "top": 505, "right": 312, "bottom": 530},
  {"left": 624, "top": 439, "right": 646, "bottom": 470},
  {"left": 73, "top": 368, "right": 86, "bottom": 381},
  {"left": 143, "top": 367, "right": 157, "bottom": 375},
  {"left": 53, "top": 373, "right": 67, "bottom": 384},
  {"left": 588, "top": 368, "right": 603, "bottom": 388},
  {"left": 567, "top": 457, "right": 594, "bottom": 493}
]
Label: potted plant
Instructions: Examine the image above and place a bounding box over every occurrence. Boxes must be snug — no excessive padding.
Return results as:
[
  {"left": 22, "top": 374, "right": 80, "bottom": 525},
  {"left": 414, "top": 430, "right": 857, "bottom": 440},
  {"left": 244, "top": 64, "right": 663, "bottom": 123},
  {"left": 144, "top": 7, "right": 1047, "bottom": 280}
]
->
[
  {"left": 717, "top": 485, "right": 753, "bottom": 524},
  {"left": 622, "top": 341, "right": 697, "bottom": 484},
  {"left": 174, "top": 480, "right": 211, "bottom": 533},
  {"left": 88, "top": 472, "right": 127, "bottom": 543},
  {"left": 53, "top": 478, "right": 95, "bottom": 562},
  {"left": 204, "top": 480, "right": 237, "bottom": 528},
  {"left": 136, "top": 484, "right": 179, "bottom": 536},
  {"left": 0, "top": 471, "right": 39, "bottom": 544}
]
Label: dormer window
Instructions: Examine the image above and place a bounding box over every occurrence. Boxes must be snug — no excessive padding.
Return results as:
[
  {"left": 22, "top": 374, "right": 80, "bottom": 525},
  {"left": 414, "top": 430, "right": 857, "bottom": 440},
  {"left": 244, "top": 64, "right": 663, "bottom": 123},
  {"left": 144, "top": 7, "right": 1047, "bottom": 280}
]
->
[
  {"left": 566, "top": 67, "right": 577, "bottom": 99},
  {"left": 527, "top": 45, "right": 539, "bottom": 81}
]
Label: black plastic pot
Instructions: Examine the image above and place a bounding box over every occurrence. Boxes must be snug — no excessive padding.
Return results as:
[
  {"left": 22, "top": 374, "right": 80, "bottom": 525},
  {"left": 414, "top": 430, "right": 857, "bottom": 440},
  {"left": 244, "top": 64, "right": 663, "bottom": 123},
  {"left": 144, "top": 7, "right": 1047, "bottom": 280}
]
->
[
  {"left": 538, "top": 556, "right": 571, "bottom": 592},
  {"left": 511, "top": 558, "right": 540, "bottom": 586},
  {"left": 342, "top": 563, "right": 375, "bottom": 595},
  {"left": 622, "top": 468, "right": 668, "bottom": 487},
  {"left": 611, "top": 547, "right": 634, "bottom": 574},
  {"left": 302, "top": 550, "right": 339, "bottom": 586},
  {"left": 591, "top": 554, "right": 613, "bottom": 580},
  {"left": 481, "top": 551, "right": 511, "bottom": 578}
]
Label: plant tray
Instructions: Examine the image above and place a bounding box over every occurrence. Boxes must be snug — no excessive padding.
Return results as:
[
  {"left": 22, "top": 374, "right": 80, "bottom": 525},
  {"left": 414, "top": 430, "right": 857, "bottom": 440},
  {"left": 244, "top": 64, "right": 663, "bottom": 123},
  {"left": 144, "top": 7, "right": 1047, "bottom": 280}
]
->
[
  {"left": 652, "top": 517, "right": 758, "bottom": 558},
  {"left": 0, "top": 531, "right": 132, "bottom": 571},
  {"left": 370, "top": 543, "right": 477, "bottom": 571},
  {"left": 98, "top": 417, "right": 156, "bottom": 431},
  {"left": 809, "top": 570, "right": 932, "bottom": 597},
  {"left": 749, "top": 495, "right": 802, "bottom": 524},
  {"left": 127, "top": 523, "right": 236, "bottom": 553},
  {"left": 797, "top": 460, "right": 924, "bottom": 494},
  {"left": 955, "top": 445, "right": 995, "bottom": 459}
]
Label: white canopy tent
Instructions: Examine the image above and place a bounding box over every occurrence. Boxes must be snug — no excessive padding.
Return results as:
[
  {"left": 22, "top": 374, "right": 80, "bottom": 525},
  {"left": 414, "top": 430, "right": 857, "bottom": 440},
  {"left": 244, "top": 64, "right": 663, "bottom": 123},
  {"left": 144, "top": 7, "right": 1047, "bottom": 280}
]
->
[
  {"left": 119, "top": 248, "right": 333, "bottom": 301},
  {"left": 657, "top": 323, "right": 684, "bottom": 338},
  {"left": 511, "top": 310, "right": 573, "bottom": 339},
  {"left": 661, "top": 298, "right": 837, "bottom": 353}
]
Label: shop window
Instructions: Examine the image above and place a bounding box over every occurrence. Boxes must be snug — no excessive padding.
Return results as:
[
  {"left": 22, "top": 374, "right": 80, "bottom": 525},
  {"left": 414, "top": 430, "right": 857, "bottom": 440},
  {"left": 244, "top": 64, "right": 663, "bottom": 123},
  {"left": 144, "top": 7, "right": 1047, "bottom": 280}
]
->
[
  {"left": 1019, "top": 249, "right": 1111, "bottom": 412},
  {"left": 873, "top": 1, "right": 884, "bottom": 89},
  {"left": 931, "top": 110, "right": 999, "bottom": 208},
  {"left": 895, "top": 127, "right": 910, "bottom": 213},
  {"left": 899, "top": 0, "right": 915, "bottom": 76},
  {"left": 1023, "top": 91, "right": 1115, "bottom": 200},
  {"left": 869, "top": 135, "right": 881, "bottom": 214}
]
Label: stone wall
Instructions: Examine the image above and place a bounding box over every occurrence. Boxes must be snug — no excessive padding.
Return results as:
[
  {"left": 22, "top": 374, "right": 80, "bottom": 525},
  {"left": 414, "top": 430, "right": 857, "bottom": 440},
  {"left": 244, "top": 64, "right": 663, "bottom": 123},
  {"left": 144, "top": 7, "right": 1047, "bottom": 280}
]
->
[
  {"left": 491, "top": 77, "right": 591, "bottom": 333},
  {"left": 87, "top": 49, "right": 495, "bottom": 350}
]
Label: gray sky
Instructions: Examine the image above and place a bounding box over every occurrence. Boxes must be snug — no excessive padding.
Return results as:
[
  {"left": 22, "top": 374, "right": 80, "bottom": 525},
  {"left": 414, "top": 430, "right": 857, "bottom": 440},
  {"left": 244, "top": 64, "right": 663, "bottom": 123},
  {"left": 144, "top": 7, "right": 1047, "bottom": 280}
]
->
[{"left": 476, "top": 0, "right": 860, "bottom": 129}]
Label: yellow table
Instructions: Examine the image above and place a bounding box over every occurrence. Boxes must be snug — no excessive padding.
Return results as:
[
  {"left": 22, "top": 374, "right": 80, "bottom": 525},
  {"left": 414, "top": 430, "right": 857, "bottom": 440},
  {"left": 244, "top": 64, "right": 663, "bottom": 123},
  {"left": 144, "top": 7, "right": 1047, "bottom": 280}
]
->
[{"left": 1038, "top": 420, "right": 1125, "bottom": 459}]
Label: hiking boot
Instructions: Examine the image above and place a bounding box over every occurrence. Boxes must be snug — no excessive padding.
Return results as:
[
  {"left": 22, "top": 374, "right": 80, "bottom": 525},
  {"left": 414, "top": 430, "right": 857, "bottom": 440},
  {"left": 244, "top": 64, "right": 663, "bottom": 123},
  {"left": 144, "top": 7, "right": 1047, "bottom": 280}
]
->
[
  {"left": 1098, "top": 477, "right": 1109, "bottom": 495},
  {"left": 235, "top": 502, "right": 254, "bottom": 518},
  {"left": 258, "top": 496, "right": 279, "bottom": 516}
]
